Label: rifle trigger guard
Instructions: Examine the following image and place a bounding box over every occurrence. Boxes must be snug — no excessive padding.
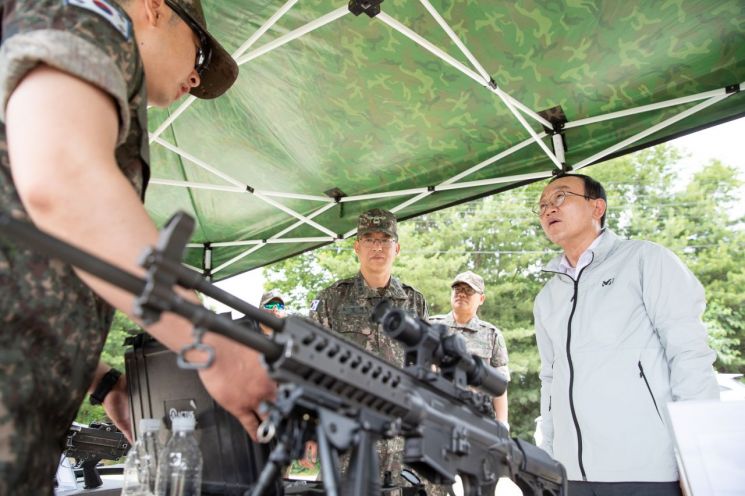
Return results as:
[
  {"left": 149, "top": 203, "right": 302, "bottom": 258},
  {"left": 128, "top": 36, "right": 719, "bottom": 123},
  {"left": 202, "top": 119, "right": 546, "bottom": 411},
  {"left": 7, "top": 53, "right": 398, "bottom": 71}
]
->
[{"left": 177, "top": 326, "right": 215, "bottom": 370}]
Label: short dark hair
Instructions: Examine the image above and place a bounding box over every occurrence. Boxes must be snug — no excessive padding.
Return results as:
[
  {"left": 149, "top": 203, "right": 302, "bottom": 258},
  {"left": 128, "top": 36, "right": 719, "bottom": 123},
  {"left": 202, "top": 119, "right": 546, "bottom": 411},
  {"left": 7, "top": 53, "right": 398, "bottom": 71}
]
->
[{"left": 549, "top": 173, "right": 607, "bottom": 227}]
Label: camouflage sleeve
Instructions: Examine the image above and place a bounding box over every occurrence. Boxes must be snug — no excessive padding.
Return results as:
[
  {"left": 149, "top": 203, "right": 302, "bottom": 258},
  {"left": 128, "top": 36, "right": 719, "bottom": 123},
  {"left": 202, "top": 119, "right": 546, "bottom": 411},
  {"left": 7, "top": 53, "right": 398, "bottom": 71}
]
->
[
  {"left": 491, "top": 329, "right": 510, "bottom": 381},
  {"left": 417, "top": 291, "right": 429, "bottom": 320},
  {"left": 0, "top": 0, "right": 137, "bottom": 144},
  {"left": 308, "top": 291, "right": 331, "bottom": 329}
]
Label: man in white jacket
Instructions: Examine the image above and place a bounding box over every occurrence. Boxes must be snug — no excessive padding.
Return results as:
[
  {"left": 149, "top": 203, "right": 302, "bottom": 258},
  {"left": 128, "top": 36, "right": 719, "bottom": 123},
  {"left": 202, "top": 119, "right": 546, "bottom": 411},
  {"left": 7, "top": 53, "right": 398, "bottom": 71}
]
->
[{"left": 532, "top": 173, "right": 718, "bottom": 496}]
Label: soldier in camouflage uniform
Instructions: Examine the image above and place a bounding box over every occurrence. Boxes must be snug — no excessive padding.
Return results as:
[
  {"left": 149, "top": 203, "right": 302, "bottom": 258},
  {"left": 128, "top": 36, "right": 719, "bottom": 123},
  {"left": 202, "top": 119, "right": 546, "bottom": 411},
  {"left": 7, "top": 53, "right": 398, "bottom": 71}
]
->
[
  {"left": 429, "top": 271, "right": 510, "bottom": 426},
  {"left": 0, "top": 1, "right": 275, "bottom": 493},
  {"left": 309, "top": 208, "right": 444, "bottom": 493}
]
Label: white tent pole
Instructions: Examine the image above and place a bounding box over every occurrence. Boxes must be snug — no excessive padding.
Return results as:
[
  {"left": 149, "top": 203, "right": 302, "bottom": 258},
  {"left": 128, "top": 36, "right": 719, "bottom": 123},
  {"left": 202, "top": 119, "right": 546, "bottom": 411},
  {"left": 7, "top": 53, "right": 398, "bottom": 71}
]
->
[
  {"left": 256, "top": 191, "right": 334, "bottom": 202},
  {"left": 149, "top": 96, "right": 197, "bottom": 144},
  {"left": 271, "top": 202, "right": 338, "bottom": 240},
  {"left": 151, "top": 136, "right": 246, "bottom": 187},
  {"left": 340, "top": 188, "right": 429, "bottom": 202},
  {"left": 150, "top": 0, "right": 299, "bottom": 143},
  {"left": 267, "top": 237, "right": 335, "bottom": 244},
  {"left": 149, "top": 178, "right": 245, "bottom": 192},
  {"left": 391, "top": 191, "right": 431, "bottom": 213},
  {"left": 189, "top": 237, "right": 335, "bottom": 248},
  {"left": 416, "top": 0, "right": 552, "bottom": 130},
  {"left": 489, "top": 85, "right": 563, "bottom": 168},
  {"left": 565, "top": 87, "right": 730, "bottom": 129},
  {"left": 552, "top": 134, "right": 565, "bottom": 164},
  {"left": 573, "top": 92, "right": 731, "bottom": 170},
  {"left": 152, "top": 137, "right": 340, "bottom": 236},
  {"left": 443, "top": 135, "right": 539, "bottom": 185},
  {"left": 253, "top": 192, "right": 338, "bottom": 238},
  {"left": 212, "top": 202, "right": 337, "bottom": 274},
  {"left": 150, "top": 178, "right": 334, "bottom": 202},
  {"left": 188, "top": 240, "right": 261, "bottom": 248},
  {"left": 213, "top": 243, "right": 265, "bottom": 274},
  {"left": 376, "top": 13, "right": 561, "bottom": 168},
  {"left": 377, "top": 13, "right": 486, "bottom": 90},
  {"left": 417, "top": 0, "right": 490, "bottom": 81},
  {"left": 232, "top": 0, "right": 299, "bottom": 58},
  {"left": 436, "top": 170, "right": 553, "bottom": 191},
  {"left": 236, "top": 7, "right": 350, "bottom": 65}
]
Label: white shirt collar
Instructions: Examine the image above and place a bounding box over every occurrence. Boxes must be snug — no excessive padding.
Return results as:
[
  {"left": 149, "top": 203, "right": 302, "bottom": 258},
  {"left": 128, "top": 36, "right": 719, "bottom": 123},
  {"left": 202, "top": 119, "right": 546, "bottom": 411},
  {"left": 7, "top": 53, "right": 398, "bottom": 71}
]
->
[{"left": 559, "top": 230, "right": 605, "bottom": 279}]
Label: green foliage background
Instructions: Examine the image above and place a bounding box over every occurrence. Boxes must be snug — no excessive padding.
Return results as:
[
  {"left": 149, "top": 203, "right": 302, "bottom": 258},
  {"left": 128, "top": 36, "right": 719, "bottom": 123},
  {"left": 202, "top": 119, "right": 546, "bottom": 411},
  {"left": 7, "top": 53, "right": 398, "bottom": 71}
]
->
[{"left": 264, "top": 144, "right": 745, "bottom": 439}]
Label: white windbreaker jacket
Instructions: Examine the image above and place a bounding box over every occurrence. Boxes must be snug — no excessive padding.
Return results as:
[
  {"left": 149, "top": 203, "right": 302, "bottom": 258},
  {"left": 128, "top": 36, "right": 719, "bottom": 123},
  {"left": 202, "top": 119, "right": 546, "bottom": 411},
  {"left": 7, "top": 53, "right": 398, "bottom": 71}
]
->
[{"left": 534, "top": 230, "right": 719, "bottom": 482}]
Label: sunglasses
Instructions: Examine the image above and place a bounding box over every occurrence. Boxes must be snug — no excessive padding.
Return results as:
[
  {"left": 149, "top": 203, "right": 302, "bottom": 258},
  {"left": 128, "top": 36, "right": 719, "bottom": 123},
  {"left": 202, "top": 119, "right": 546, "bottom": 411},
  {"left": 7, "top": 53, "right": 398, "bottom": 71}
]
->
[
  {"left": 164, "top": 0, "right": 213, "bottom": 77},
  {"left": 263, "top": 302, "right": 285, "bottom": 310}
]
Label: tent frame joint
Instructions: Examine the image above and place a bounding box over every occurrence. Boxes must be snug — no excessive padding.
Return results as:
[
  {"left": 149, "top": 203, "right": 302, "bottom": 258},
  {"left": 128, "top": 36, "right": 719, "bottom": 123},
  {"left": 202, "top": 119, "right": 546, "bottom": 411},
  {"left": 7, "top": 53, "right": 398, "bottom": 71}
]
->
[
  {"left": 552, "top": 164, "right": 573, "bottom": 177},
  {"left": 488, "top": 77, "right": 497, "bottom": 90},
  {"left": 246, "top": 185, "right": 255, "bottom": 193},
  {"left": 725, "top": 83, "right": 741, "bottom": 94},
  {"left": 348, "top": 0, "right": 383, "bottom": 18}
]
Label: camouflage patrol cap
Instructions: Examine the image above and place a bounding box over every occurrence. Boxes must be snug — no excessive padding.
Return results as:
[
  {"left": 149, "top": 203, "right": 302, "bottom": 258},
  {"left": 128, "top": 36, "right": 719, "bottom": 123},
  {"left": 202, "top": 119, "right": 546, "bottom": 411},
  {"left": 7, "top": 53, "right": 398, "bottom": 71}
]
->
[
  {"left": 260, "top": 289, "right": 286, "bottom": 307},
  {"left": 164, "top": 0, "right": 238, "bottom": 99},
  {"left": 357, "top": 208, "right": 398, "bottom": 240},
  {"left": 451, "top": 271, "right": 485, "bottom": 294}
]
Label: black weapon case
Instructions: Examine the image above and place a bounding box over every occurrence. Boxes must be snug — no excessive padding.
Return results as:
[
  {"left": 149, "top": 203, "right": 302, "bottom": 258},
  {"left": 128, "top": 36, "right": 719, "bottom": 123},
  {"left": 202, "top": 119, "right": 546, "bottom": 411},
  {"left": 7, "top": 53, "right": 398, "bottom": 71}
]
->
[{"left": 125, "top": 333, "right": 278, "bottom": 495}]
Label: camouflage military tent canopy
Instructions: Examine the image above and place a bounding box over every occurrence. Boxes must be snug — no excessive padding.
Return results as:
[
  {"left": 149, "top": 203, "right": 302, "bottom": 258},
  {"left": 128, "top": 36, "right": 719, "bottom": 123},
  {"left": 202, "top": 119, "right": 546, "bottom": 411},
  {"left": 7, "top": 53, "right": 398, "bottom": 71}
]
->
[{"left": 146, "top": 0, "right": 745, "bottom": 280}]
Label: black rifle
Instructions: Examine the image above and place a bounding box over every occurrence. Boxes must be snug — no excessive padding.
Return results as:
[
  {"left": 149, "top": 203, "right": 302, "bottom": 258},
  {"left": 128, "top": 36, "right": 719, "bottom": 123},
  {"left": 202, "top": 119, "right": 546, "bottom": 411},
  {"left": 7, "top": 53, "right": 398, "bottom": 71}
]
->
[
  {"left": 64, "top": 421, "right": 129, "bottom": 489},
  {"left": 2, "top": 212, "right": 566, "bottom": 496}
]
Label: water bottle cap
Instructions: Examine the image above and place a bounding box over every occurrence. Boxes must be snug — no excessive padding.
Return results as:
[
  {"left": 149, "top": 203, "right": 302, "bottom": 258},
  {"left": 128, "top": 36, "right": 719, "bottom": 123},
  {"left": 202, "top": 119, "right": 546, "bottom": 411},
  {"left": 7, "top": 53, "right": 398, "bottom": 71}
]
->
[
  {"left": 171, "top": 415, "right": 196, "bottom": 431},
  {"left": 139, "top": 418, "right": 161, "bottom": 433}
]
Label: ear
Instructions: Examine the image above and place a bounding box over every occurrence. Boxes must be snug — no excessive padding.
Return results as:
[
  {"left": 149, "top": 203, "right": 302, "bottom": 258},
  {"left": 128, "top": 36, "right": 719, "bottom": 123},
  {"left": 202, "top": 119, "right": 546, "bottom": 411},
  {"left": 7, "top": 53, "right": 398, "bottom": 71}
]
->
[
  {"left": 593, "top": 198, "right": 607, "bottom": 223},
  {"left": 394, "top": 242, "right": 401, "bottom": 257},
  {"left": 478, "top": 293, "right": 486, "bottom": 306},
  {"left": 353, "top": 239, "right": 361, "bottom": 257},
  {"left": 143, "top": 0, "right": 166, "bottom": 26}
]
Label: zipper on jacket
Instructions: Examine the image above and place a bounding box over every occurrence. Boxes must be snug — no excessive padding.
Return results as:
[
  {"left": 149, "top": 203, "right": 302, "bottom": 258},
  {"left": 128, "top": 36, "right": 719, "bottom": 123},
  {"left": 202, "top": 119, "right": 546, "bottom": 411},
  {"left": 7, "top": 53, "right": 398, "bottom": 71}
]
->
[
  {"left": 542, "top": 255, "right": 595, "bottom": 481},
  {"left": 566, "top": 266, "right": 588, "bottom": 481},
  {"left": 638, "top": 361, "right": 664, "bottom": 424}
]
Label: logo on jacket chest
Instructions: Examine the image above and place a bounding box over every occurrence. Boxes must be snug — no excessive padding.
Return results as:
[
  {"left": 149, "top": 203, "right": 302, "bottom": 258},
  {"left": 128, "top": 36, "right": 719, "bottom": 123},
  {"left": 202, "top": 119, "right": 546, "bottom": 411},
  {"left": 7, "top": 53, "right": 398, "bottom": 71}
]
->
[{"left": 601, "top": 277, "right": 615, "bottom": 287}]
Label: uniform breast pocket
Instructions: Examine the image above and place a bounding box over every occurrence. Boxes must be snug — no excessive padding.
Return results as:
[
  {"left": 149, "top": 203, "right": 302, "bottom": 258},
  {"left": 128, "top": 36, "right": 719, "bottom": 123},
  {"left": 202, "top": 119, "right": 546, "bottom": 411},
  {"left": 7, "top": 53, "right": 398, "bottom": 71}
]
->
[{"left": 335, "top": 305, "right": 374, "bottom": 336}]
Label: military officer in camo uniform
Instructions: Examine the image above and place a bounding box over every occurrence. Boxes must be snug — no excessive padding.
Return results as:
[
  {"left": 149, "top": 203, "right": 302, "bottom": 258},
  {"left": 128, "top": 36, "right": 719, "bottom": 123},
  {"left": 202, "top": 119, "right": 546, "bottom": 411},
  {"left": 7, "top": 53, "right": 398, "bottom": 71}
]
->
[
  {"left": 309, "top": 208, "right": 438, "bottom": 491},
  {"left": 0, "top": 0, "right": 275, "bottom": 492},
  {"left": 430, "top": 271, "right": 510, "bottom": 426}
]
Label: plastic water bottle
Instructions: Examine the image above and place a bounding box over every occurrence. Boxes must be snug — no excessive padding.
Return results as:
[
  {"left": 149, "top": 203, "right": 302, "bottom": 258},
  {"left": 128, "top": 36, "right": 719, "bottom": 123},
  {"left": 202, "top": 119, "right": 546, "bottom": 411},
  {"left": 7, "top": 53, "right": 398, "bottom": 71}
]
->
[
  {"left": 155, "top": 415, "right": 202, "bottom": 496},
  {"left": 122, "top": 418, "right": 162, "bottom": 495}
]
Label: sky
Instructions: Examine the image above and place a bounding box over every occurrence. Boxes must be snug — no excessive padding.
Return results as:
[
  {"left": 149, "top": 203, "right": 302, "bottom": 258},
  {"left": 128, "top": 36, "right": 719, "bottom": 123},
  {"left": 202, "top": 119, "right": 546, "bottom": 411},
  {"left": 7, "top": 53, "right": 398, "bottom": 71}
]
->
[{"left": 208, "top": 116, "right": 745, "bottom": 315}]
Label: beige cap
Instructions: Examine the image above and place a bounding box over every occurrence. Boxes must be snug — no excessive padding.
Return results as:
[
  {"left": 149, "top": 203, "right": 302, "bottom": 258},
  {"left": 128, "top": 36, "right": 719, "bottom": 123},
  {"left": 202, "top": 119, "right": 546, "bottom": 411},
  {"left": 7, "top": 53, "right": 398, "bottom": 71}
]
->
[{"left": 451, "top": 271, "right": 485, "bottom": 294}]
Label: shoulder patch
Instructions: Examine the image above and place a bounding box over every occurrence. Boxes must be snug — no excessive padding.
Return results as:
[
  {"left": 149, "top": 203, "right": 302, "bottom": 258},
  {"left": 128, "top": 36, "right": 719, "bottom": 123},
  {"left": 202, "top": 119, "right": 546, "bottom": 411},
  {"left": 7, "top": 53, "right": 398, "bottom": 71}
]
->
[
  {"left": 310, "top": 300, "right": 320, "bottom": 311},
  {"left": 66, "top": 0, "right": 132, "bottom": 40}
]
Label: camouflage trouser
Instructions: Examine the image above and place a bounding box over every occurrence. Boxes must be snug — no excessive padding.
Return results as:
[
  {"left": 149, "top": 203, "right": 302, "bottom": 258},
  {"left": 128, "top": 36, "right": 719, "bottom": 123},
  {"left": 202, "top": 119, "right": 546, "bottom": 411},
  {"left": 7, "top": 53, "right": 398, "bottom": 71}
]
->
[{"left": 0, "top": 240, "right": 112, "bottom": 495}]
